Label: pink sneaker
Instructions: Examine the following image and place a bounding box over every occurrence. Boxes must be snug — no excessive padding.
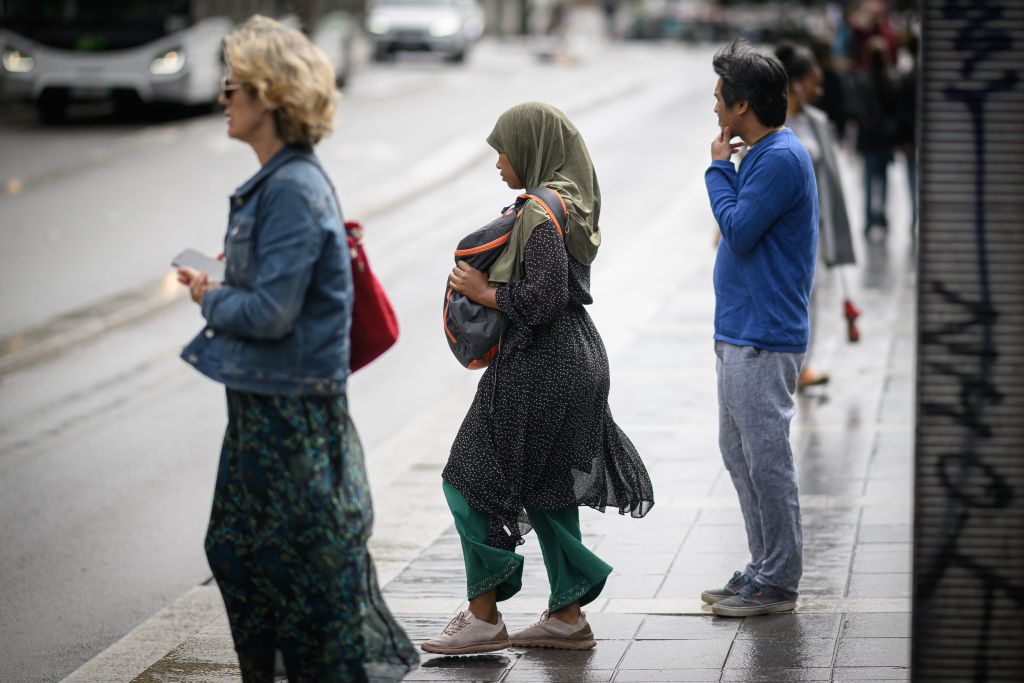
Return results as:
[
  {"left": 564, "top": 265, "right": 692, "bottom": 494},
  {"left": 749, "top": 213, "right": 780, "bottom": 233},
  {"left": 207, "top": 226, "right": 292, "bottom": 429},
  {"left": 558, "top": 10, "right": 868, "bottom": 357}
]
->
[
  {"left": 421, "top": 610, "right": 510, "bottom": 655},
  {"left": 508, "top": 610, "right": 596, "bottom": 650}
]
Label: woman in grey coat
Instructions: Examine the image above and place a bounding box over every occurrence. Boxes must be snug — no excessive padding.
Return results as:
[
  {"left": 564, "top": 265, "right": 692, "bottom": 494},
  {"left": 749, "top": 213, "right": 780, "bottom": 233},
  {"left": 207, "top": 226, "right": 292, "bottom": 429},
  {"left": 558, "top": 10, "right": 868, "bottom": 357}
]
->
[{"left": 775, "top": 43, "right": 858, "bottom": 390}]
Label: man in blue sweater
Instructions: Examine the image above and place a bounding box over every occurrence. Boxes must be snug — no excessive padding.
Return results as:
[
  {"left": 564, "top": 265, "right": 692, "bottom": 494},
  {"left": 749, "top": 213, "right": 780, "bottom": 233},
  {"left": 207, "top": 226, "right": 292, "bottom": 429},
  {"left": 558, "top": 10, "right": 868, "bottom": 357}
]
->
[{"left": 701, "top": 40, "right": 818, "bottom": 617}]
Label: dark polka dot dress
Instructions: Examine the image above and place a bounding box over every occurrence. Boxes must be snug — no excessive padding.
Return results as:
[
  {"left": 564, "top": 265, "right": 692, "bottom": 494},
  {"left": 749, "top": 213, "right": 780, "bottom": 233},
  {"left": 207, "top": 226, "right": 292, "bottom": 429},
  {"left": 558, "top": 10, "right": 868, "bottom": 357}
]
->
[{"left": 442, "top": 220, "right": 655, "bottom": 551}]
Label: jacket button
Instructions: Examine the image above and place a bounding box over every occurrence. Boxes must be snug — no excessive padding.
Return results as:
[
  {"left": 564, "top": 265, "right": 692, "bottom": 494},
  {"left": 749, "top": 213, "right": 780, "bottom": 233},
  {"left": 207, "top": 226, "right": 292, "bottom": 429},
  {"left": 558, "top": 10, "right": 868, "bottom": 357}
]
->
[
  {"left": 204, "top": 329, "right": 215, "bottom": 338},
  {"left": 230, "top": 227, "right": 239, "bottom": 236},
  {"left": 233, "top": 197, "right": 243, "bottom": 207},
  {"left": 187, "top": 354, "right": 199, "bottom": 364}
]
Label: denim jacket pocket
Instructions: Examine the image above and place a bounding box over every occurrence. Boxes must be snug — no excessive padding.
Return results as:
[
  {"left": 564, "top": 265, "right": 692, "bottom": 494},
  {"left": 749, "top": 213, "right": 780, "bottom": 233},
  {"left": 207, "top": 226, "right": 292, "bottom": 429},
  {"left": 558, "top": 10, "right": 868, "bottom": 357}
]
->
[{"left": 224, "top": 215, "right": 255, "bottom": 286}]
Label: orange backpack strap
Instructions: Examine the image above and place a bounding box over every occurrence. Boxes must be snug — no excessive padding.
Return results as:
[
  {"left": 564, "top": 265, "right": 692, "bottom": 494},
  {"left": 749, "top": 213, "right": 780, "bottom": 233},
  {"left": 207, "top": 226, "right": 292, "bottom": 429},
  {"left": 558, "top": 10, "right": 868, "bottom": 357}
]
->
[{"left": 519, "top": 187, "right": 568, "bottom": 238}]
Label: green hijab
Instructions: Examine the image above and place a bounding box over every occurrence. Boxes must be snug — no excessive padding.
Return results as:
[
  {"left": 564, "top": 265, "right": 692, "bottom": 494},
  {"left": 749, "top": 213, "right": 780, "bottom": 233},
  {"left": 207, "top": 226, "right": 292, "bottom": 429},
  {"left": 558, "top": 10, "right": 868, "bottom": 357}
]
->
[{"left": 485, "top": 102, "right": 602, "bottom": 284}]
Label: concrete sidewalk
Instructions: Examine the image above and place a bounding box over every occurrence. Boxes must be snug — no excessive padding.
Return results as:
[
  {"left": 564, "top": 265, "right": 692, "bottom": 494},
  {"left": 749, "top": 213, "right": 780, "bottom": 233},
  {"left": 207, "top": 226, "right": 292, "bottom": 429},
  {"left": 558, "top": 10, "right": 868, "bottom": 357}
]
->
[{"left": 101, "top": 148, "right": 918, "bottom": 682}]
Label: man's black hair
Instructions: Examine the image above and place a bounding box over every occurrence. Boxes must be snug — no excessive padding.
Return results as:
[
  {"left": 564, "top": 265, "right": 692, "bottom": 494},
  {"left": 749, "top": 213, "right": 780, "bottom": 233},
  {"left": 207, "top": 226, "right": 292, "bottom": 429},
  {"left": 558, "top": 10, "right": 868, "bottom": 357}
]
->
[{"left": 713, "top": 39, "right": 789, "bottom": 128}]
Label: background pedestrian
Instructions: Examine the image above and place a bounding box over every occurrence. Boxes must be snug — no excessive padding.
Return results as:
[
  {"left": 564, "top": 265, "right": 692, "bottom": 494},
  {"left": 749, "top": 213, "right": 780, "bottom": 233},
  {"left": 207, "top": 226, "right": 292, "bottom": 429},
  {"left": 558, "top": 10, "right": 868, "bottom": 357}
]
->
[
  {"left": 849, "top": 37, "right": 899, "bottom": 239},
  {"left": 848, "top": 0, "right": 900, "bottom": 70},
  {"left": 775, "top": 42, "right": 859, "bottom": 392},
  {"left": 895, "top": 30, "right": 919, "bottom": 241},
  {"left": 811, "top": 37, "right": 848, "bottom": 140}
]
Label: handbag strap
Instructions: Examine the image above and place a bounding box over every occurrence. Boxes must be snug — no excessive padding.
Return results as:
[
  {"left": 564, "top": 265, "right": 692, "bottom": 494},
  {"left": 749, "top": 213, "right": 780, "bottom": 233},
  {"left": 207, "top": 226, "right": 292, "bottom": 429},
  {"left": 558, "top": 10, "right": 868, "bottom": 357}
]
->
[{"left": 288, "top": 155, "right": 347, "bottom": 228}]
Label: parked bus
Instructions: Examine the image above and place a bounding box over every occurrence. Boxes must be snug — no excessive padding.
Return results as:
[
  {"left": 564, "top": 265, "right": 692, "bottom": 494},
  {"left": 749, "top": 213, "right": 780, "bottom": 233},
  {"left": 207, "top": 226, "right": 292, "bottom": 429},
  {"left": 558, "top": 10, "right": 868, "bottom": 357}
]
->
[{"left": 0, "top": 0, "right": 355, "bottom": 122}]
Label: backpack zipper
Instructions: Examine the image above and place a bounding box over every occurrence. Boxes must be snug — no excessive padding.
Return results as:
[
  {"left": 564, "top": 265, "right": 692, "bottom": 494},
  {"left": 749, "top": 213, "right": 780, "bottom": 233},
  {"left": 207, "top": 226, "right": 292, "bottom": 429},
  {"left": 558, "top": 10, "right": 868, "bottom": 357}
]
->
[{"left": 454, "top": 230, "right": 512, "bottom": 257}]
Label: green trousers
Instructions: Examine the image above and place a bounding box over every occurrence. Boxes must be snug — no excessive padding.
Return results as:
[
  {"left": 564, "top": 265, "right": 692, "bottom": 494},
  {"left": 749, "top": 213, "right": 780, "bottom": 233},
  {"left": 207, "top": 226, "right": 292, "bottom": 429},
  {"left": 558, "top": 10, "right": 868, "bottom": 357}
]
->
[{"left": 443, "top": 481, "right": 612, "bottom": 612}]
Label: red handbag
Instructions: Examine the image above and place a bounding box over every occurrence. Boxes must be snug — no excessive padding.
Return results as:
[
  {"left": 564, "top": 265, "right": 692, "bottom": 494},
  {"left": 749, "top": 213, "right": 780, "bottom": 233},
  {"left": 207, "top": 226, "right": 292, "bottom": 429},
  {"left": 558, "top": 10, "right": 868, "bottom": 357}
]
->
[
  {"left": 345, "top": 220, "right": 399, "bottom": 372},
  {"left": 289, "top": 157, "right": 398, "bottom": 372}
]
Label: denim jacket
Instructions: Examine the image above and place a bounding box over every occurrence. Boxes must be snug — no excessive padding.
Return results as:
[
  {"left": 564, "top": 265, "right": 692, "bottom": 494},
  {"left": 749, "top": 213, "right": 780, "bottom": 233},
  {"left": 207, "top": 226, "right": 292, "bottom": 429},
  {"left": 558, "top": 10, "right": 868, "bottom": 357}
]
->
[{"left": 181, "top": 145, "right": 352, "bottom": 396}]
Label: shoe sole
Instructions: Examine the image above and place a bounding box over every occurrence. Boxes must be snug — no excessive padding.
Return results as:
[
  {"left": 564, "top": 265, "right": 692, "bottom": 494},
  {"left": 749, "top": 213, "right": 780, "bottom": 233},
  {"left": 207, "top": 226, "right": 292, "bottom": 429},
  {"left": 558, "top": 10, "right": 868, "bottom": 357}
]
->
[
  {"left": 420, "top": 639, "right": 510, "bottom": 655},
  {"left": 711, "top": 600, "right": 796, "bottom": 617},
  {"left": 510, "top": 637, "right": 597, "bottom": 650},
  {"left": 700, "top": 591, "right": 734, "bottom": 604}
]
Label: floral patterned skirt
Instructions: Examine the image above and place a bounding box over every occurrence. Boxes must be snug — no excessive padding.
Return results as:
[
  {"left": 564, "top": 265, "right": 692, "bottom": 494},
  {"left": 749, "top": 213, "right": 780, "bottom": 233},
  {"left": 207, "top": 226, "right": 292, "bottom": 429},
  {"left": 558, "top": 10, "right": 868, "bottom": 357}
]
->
[{"left": 205, "top": 389, "right": 418, "bottom": 682}]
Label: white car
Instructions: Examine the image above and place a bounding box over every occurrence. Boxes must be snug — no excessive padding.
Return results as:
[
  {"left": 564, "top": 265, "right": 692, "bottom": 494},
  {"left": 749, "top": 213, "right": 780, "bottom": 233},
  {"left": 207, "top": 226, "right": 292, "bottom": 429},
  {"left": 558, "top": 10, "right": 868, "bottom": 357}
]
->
[{"left": 367, "top": 0, "right": 484, "bottom": 63}]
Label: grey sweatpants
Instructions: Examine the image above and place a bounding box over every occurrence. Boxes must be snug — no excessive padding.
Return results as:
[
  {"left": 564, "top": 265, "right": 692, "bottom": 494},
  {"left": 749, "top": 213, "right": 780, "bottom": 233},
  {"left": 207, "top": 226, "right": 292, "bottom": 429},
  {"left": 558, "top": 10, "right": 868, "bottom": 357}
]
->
[{"left": 715, "top": 340, "right": 804, "bottom": 597}]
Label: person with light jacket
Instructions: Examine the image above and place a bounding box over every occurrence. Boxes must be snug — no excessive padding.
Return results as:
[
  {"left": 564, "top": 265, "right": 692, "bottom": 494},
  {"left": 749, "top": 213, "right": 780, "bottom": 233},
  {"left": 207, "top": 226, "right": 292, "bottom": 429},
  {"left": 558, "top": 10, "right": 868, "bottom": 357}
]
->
[
  {"left": 177, "top": 16, "right": 416, "bottom": 682},
  {"left": 775, "top": 42, "right": 857, "bottom": 390}
]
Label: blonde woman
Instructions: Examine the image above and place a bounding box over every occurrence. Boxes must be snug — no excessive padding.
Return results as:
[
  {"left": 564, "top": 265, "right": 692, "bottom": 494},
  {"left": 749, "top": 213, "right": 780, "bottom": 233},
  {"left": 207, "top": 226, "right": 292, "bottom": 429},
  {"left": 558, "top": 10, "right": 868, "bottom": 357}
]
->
[{"left": 177, "top": 16, "right": 416, "bottom": 681}]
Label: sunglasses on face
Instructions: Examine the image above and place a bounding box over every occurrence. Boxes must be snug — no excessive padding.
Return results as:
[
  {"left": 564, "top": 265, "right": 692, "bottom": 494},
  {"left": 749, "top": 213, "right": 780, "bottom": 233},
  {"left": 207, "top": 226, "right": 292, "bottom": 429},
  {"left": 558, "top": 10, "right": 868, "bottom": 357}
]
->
[{"left": 221, "top": 77, "right": 243, "bottom": 100}]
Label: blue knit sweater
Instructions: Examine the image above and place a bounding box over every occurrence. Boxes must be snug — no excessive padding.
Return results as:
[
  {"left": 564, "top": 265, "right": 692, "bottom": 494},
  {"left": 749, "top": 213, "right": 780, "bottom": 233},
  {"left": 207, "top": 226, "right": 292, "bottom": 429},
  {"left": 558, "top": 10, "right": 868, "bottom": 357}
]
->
[{"left": 705, "top": 128, "right": 818, "bottom": 353}]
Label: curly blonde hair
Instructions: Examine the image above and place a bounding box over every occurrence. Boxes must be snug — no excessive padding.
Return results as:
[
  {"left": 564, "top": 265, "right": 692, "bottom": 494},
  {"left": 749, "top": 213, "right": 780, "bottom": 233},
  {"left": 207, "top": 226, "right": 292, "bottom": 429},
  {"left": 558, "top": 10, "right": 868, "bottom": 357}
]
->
[{"left": 223, "top": 16, "right": 337, "bottom": 146}]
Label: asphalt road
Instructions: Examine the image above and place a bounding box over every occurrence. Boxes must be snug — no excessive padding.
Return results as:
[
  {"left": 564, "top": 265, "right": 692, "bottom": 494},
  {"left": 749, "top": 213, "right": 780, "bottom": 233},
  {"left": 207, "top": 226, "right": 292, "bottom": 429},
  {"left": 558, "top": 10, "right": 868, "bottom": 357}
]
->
[{"left": 0, "top": 37, "right": 721, "bottom": 682}]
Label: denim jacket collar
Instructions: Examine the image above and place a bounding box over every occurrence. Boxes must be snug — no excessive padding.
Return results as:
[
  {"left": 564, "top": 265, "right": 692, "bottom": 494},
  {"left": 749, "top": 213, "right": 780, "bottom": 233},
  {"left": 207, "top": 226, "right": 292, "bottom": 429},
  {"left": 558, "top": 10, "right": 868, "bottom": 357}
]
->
[{"left": 232, "top": 144, "right": 315, "bottom": 200}]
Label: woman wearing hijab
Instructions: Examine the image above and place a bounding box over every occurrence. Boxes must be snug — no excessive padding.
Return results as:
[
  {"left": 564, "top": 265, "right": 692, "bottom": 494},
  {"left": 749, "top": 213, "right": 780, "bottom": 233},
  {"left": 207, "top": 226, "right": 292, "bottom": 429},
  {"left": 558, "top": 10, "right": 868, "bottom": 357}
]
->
[
  {"left": 422, "top": 102, "right": 654, "bottom": 655},
  {"left": 177, "top": 17, "right": 417, "bottom": 681}
]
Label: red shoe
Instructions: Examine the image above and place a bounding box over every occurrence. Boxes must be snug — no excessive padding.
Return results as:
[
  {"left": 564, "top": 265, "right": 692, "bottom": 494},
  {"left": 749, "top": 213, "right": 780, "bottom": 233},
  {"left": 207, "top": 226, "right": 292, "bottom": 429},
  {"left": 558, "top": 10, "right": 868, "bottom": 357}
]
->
[{"left": 844, "top": 299, "right": 861, "bottom": 343}]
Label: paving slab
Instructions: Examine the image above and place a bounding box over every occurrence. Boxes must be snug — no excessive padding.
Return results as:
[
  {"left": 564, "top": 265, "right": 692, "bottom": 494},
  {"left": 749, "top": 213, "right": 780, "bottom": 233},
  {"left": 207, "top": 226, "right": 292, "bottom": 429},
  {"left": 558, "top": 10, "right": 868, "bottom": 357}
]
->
[
  {"left": 634, "top": 615, "right": 740, "bottom": 640},
  {"left": 509, "top": 640, "right": 631, "bottom": 672},
  {"left": 504, "top": 669, "right": 615, "bottom": 682},
  {"left": 617, "top": 639, "right": 732, "bottom": 670},
  {"left": 851, "top": 544, "right": 913, "bottom": 574},
  {"left": 719, "top": 668, "right": 833, "bottom": 682},
  {"left": 735, "top": 614, "right": 842, "bottom": 640},
  {"left": 847, "top": 573, "right": 913, "bottom": 599},
  {"left": 611, "top": 671, "right": 721, "bottom": 682},
  {"left": 831, "top": 666, "right": 911, "bottom": 680},
  {"left": 723, "top": 637, "right": 837, "bottom": 670},
  {"left": 840, "top": 613, "right": 912, "bottom": 639},
  {"left": 834, "top": 637, "right": 912, "bottom": 668}
]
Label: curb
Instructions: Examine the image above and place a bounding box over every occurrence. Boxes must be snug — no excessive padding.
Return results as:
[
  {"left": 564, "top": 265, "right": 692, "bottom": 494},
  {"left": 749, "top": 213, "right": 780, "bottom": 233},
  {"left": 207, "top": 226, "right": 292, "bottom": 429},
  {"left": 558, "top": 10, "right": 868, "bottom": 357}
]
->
[{"left": 61, "top": 586, "right": 225, "bottom": 683}]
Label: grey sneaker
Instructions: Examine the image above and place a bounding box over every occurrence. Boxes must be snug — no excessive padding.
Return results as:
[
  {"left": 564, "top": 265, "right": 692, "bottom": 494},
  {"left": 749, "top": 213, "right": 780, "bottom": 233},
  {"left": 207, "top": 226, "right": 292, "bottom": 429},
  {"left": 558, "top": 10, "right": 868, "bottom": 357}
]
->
[
  {"left": 711, "top": 581, "right": 797, "bottom": 617},
  {"left": 701, "top": 570, "right": 750, "bottom": 604},
  {"left": 509, "top": 610, "right": 596, "bottom": 650},
  {"left": 421, "top": 610, "right": 510, "bottom": 655}
]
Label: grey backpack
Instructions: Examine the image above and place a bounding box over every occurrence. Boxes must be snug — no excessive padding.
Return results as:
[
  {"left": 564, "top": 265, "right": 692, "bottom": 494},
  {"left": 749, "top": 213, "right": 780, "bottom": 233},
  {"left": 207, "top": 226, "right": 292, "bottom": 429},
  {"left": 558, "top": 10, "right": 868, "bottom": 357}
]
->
[{"left": 443, "top": 187, "right": 566, "bottom": 368}]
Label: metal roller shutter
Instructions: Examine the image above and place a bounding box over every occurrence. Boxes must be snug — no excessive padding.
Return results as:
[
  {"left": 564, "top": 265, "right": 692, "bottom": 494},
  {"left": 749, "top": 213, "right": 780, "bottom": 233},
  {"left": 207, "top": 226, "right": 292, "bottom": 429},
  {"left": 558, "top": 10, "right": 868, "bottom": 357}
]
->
[{"left": 914, "top": 1, "right": 1024, "bottom": 681}]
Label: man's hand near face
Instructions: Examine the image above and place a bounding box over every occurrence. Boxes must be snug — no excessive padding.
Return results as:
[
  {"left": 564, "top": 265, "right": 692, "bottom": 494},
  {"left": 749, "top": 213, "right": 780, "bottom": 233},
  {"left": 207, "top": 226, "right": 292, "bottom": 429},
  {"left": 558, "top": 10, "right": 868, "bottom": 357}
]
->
[{"left": 711, "top": 126, "right": 745, "bottom": 162}]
